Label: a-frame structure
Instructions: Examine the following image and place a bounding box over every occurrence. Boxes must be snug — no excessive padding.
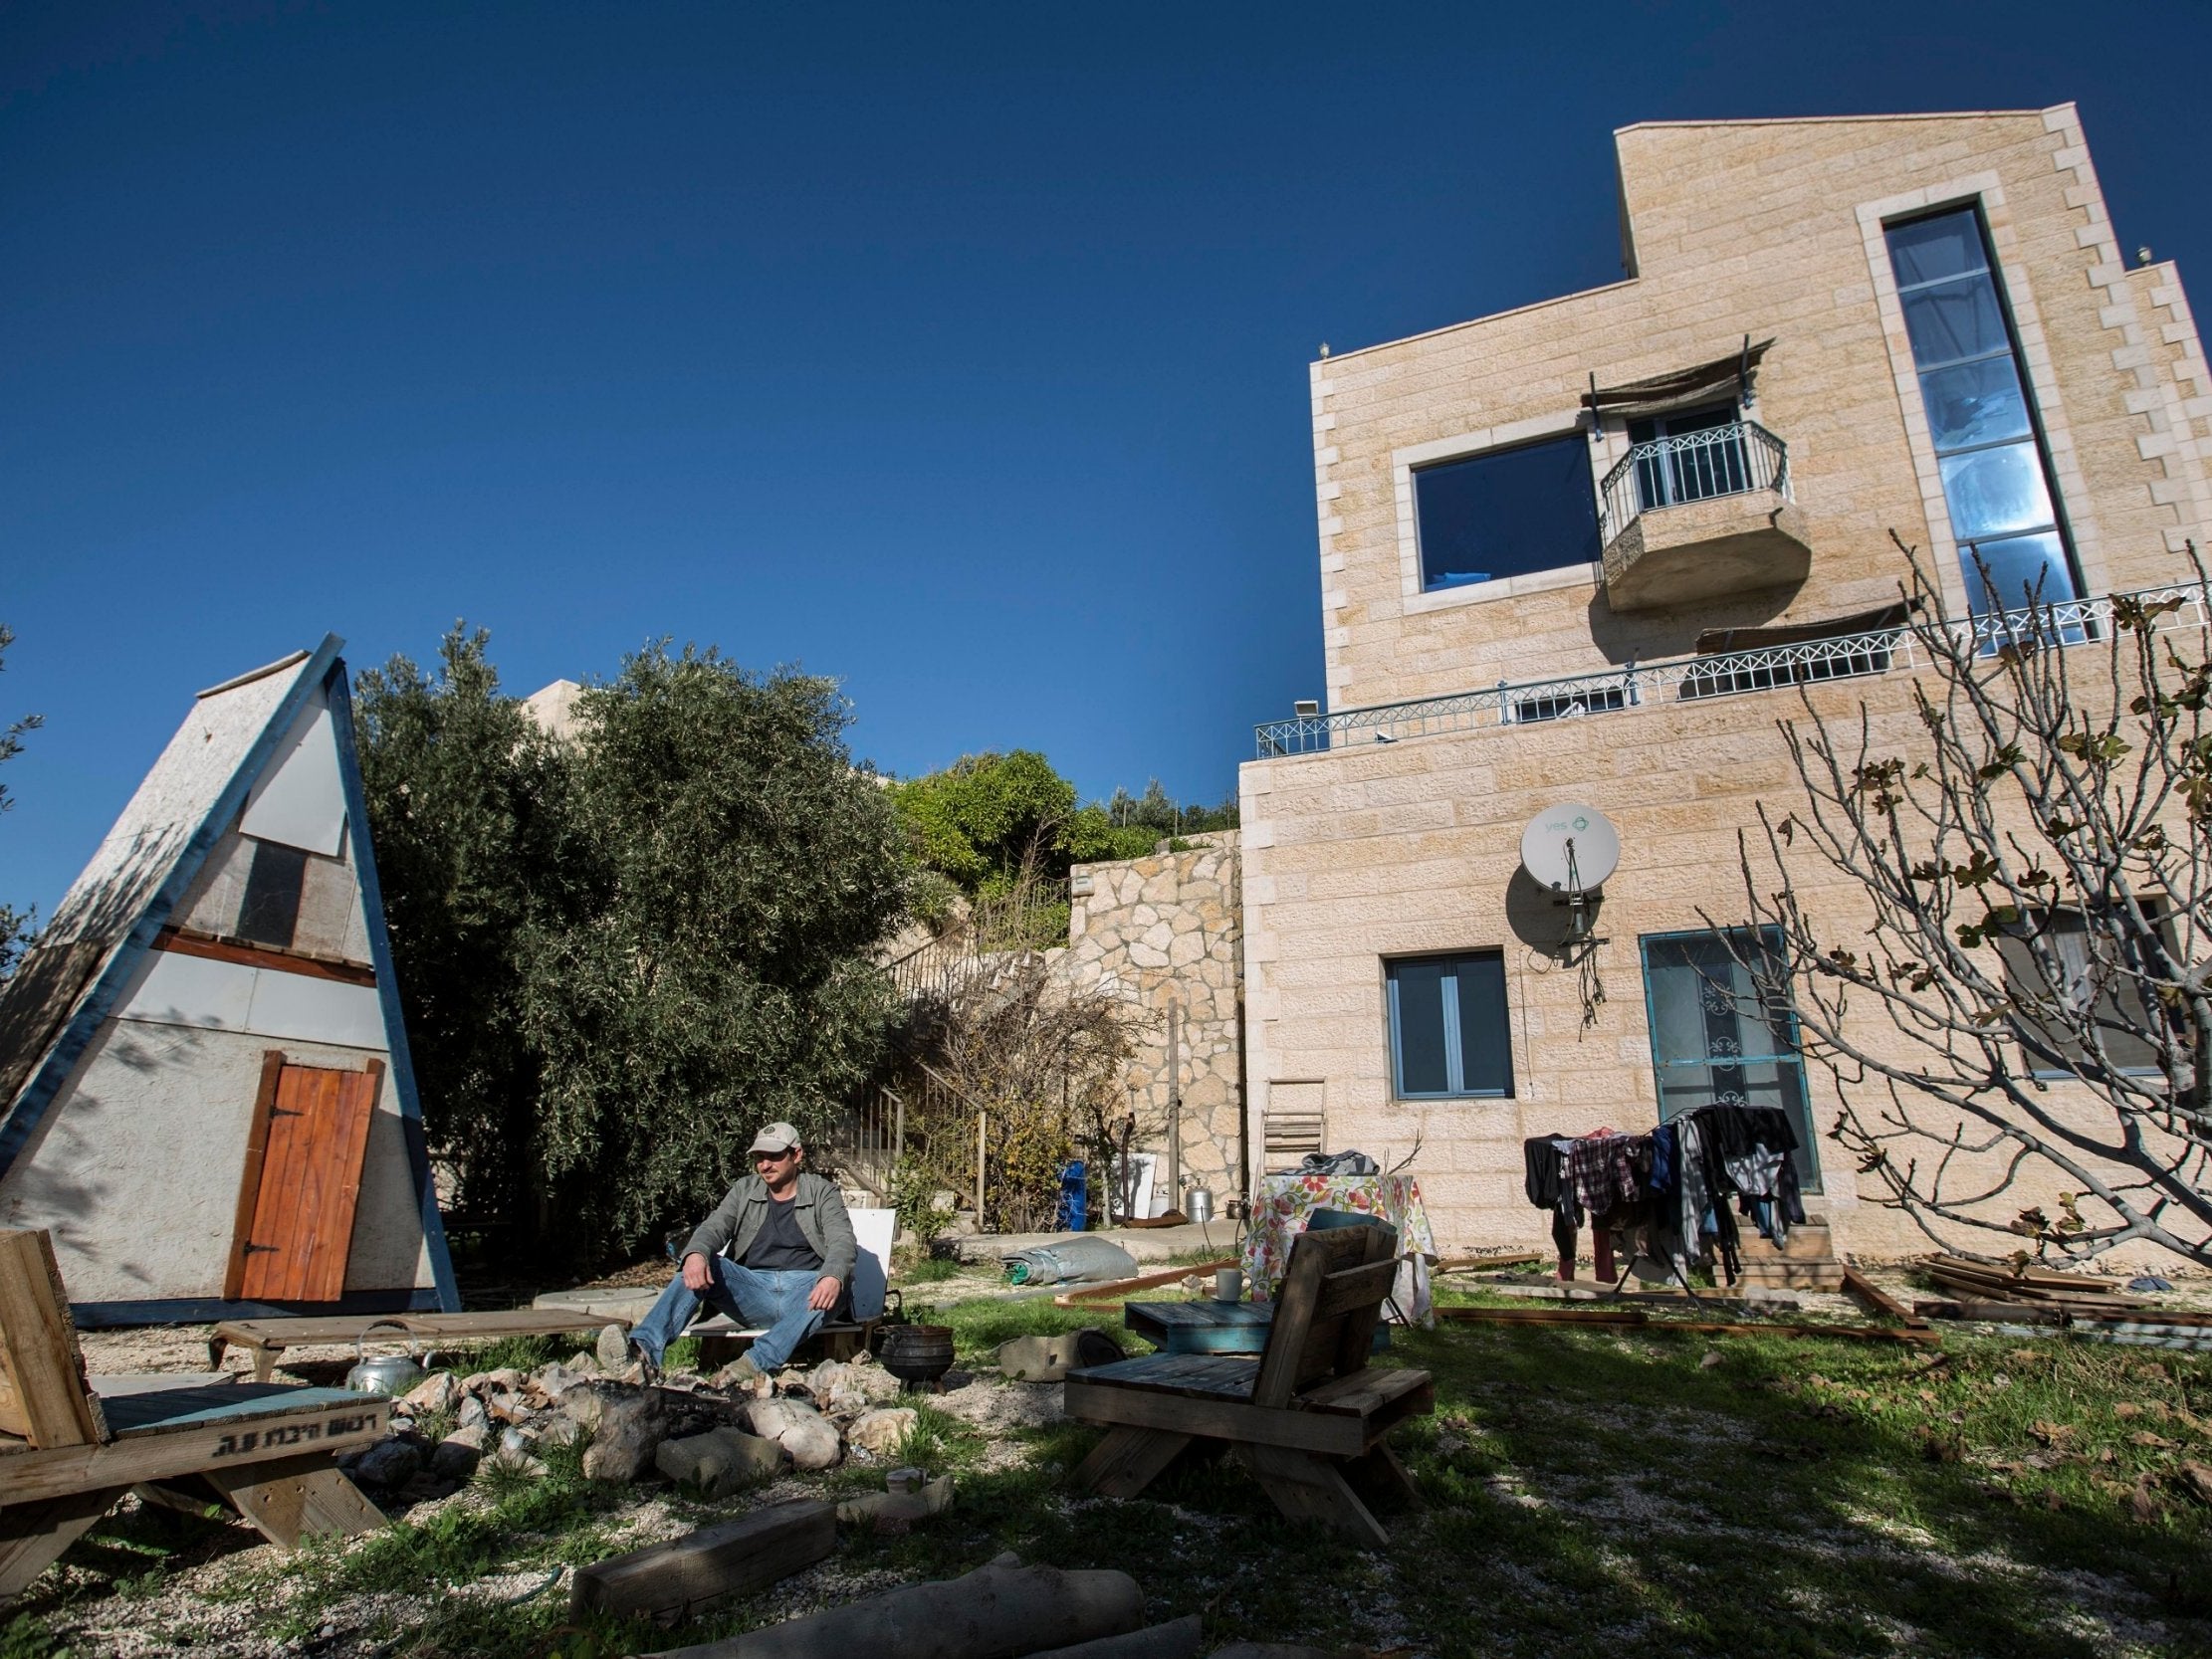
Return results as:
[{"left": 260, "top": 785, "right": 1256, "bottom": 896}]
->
[{"left": 0, "top": 638, "right": 457, "bottom": 1326}]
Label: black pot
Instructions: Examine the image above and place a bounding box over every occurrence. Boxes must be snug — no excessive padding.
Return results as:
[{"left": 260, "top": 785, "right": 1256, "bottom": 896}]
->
[{"left": 879, "top": 1323, "right": 956, "bottom": 1392}]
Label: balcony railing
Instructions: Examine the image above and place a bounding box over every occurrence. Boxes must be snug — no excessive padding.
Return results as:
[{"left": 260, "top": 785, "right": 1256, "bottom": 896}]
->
[
  {"left": 1598, "top": 419, "right": 1789, "bottom": 544},
  {"left": 1252, "top": 584, "right": 2204, "bottom": 758}
]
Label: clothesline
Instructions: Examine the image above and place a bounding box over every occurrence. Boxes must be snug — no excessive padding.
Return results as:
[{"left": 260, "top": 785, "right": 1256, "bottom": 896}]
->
[{"left": 1522, "top": 1105, "right": 1805, "bottom": 1287}]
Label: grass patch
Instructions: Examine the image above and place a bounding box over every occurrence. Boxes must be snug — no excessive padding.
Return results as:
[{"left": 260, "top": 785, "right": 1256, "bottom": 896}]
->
[
  {"left": 894, "top": 1257, "right": 968, "bottom": 1285},
  {"left": 24, "top": 1286, "right": 2212, "bottom": 1657}
]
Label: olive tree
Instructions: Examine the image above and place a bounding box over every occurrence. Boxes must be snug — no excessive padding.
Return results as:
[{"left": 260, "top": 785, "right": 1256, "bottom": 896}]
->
[{"left": 521, "top": 645, "right": 909, "bottom": 1256}]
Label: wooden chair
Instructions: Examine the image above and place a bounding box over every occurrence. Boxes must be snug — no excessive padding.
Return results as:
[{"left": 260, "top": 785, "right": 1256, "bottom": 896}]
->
[
  {"left": 1063, "top": 1221, "right": 1432, "bottom": 1546},
  {"left": 0, "top": 1230, "right": 389, "bottom": 1602}
]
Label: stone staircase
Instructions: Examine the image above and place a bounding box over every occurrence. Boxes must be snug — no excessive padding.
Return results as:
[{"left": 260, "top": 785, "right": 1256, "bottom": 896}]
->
[{"left": 1733, "top": 1214, "right": 1844, "bottom": 1290}]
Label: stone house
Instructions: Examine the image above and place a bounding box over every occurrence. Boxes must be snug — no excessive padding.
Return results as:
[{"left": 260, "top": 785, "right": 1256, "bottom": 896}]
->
[{"left": 1236, "top": 106, "right": 2212, "bottom": 1264}]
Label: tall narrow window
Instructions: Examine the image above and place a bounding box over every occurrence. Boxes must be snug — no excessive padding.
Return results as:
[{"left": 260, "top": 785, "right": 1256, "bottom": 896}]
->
[
  {"left": 1386, "top": 951, "right": 1513, "bottom": 1099},
  {"left": 1884, "top": 206, "right": 2080, "bottom": 622},
  {"left": 1640, "top": 929, "right": 1820, "bottom": 1190}
]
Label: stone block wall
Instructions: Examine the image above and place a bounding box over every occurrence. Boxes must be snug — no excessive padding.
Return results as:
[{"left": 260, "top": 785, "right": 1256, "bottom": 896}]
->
[{"left": 1062, "top": 834, "right": 1244, "bottom": 1208}]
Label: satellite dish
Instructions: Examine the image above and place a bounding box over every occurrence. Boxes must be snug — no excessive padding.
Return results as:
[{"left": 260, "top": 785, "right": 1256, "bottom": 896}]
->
[{"left": 1520, "top": 802, "right": 1620, "bottom": 894}]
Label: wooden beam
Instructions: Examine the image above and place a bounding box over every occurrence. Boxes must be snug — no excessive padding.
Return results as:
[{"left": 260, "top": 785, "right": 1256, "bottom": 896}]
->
[
  {"left": 203, "top": 1455, "right": 384, "bottom": 1550},
  {"left": 0, "top": 1231, "right": 106, "bottom": 1450},
  {"left": 0, "top": 1487, "right": 119, "bottom": 1601},
  {"left": 1063, "top": 1378, "right": 1364, "bottom": 1457},
  {"left": 570, "top": 1499, "right": 834, "bottom": 1621},
  {"left": 1239, "top": 1443, "right": 1389, "bottom": 1548},
  {"left": 1435, "top": 1306, "right": 1648, "bottom": 1328},
  {"left": 1052, "top": 1259, "right": 1237, "bottom": 1306},
  {"left": 1434, "top": 1304, "right": 1935, "bottom": 1344},
  {"left": 154, "top": 928, "right": 376, "bottom": 986},
  {"left": 1840, "top": 1266, "right": 1926, "bottom": 1329},
  {"left": 0, "top": 1396, "right": 389, "bottom": 1507},
  {"left": 1070, "top": 1425, "right": 1193, "bottom": 1500}
]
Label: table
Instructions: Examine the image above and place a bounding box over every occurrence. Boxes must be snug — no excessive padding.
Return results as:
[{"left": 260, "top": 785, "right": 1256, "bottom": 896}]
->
[
  {"left": 1123, "top": 1299, "right": 1391, "bottom": 1356},
  {"left": 1124, "top": 1300, "right": 1274, "bottom": 1354},
  {"left": 1241, "top": 1173, "right": 1438, "bottom": 1327}
]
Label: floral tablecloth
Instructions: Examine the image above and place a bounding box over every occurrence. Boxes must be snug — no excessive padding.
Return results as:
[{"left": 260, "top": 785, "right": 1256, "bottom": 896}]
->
[{"left": 1241, "top": 1173, "right": 1438, "bottom": 1327}]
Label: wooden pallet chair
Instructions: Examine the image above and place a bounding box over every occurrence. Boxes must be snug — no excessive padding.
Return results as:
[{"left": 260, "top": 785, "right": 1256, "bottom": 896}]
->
[
  {"left": 1063, "top": 1221, "right": 1433, "bottom": 1547},
  {"left": 0, "top": 1229, "right": 389, "bottom": 1602}
]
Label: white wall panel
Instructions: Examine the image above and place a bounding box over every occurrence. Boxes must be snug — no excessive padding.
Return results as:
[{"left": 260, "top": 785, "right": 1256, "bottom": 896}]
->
[
  {"left": 244, "top": 971, "right": 385, "bottom": 1050},
  {"left": 118, "top": 950, "right": 256, "bottom": 1031},
  {"left": 241, "top": 695, "right": 345, "bottom": 858}
]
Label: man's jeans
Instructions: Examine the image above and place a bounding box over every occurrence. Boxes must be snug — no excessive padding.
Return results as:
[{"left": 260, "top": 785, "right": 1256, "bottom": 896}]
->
[{"left": 629, "top": 1258, "right": 828, "bottom": 1373}]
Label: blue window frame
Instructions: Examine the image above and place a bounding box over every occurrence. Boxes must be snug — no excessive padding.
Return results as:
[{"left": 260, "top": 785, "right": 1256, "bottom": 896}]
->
[
  {"left": 1413, "top": 435, "right": 1601, "bottom": 592},
  {"left": 1386, "top": 951, "right": 1513, "bottom": 1099},
  {"left": 1639, "top": 928, "right": 1820, "bottom": 1191},
  {"left": 1883, "top": 205, "right": 2081, "bottom": 625}
]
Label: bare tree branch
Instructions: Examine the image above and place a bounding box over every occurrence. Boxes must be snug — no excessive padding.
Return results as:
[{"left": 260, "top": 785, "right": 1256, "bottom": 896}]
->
[{"left": 1721, "top": 536, "right": 2212, "bottom": 1270}]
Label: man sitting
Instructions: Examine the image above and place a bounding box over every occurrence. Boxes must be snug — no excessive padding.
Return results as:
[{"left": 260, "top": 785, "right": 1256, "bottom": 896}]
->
[{"left": 603, "top": 1121, "right": 856, "bottom": 1383}]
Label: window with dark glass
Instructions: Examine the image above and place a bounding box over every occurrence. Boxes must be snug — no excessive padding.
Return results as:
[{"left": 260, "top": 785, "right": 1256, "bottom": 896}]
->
[
  {"left": 1883, "top": 206, "right": 2080, "bottom": 620},
  {"left": 1640, "top": 929, "right": 1820, "bottom": 1190},
  {"left": 1994, "top": 909, "right": 2170, "bottom": 1077},
  {"left": 236, "top": 839, "right": 308, "bottom": 948},
  {"left": 1386, "top": 951, "right": 1512, "bottom": 1098},
  {"left": 1414, "top": 435, "right": 1601, "bottom": 592},
  {"left": 1627, "top": 403, "right": 1749, "bottom": 512}
]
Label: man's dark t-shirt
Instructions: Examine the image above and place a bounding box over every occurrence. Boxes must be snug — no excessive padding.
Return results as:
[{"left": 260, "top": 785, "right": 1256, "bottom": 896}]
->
[{"left": 742, "top": 1196, "right": 824, "bottom": 1273}]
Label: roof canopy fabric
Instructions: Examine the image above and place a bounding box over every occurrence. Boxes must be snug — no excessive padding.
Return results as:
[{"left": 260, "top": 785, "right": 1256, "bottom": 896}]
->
[
  {"left": 1694, "top": 597, "right": 1919, "bottom": 656},
  {"left": 1584, "top": 337, "right": 1775, "bottom": 421}
]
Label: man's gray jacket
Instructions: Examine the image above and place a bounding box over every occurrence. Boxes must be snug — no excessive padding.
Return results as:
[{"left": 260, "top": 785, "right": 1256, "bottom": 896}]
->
[{"left": 683, "top": 1171, "right": 857, "bottom": 1287}]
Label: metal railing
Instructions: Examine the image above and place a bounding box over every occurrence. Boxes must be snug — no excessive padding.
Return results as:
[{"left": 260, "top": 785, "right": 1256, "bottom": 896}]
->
[
  {"left": 1598, "top": 419, "right": 1789, "bottom": 544},
  {"left": 1253, "top": 584, "right": 2207, "bottom": 758}
]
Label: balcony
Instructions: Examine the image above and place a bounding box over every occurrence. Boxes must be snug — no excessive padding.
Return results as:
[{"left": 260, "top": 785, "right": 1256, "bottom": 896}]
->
[
  {"left": 1251, "top": 583, "right": 2203, "bottom": 758},
  {"left": 1597, "top": 420, "right": 1810, "bottom": 612}
]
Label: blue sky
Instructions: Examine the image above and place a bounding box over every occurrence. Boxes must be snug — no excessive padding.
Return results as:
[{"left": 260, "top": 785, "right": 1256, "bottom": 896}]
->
[{"left": 5, "top": 1, "right": 2209, "bottom": 922}]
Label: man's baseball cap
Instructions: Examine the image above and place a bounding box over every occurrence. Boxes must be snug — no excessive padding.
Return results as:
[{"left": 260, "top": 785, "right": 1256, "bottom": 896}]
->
[{"left": 749, "top": 1122, "right": 803, "bottom": 1155}]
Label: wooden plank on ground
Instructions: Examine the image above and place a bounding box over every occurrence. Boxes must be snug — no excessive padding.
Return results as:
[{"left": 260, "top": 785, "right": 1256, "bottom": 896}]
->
[
  {"left": 570, "top": 1498, "right": 834, "bottom": 1621},
  {"left": 1436, "top": 1253, "right": 1546, "bottom": 1272},
  {"left": 1841, "top": 1266, "right": 1927, "bottom": 1328},
  {"left": 1434, "top": 1304, "right": 1934, "bottom": 1344},
  {"left": 1435, "top": 1306, "right": 1648, "bottom": 1328},
  {"left": 204, "top": 1454, "right": 385, "bottom": 1550},
  {"left": 1052, "top": 1259, "right": 1237, "bottom": 1306},
  {"left": 0, "top": 1231, "right": 107, "bottom": 1450}
]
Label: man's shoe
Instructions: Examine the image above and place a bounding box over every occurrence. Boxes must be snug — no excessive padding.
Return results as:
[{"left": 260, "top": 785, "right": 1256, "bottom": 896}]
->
[
  {"left": 716, "top": 1354, "right": 764, "bottom": 1390},
  {"left": 594, "top": 1323, "right": 629, "bottom": 1370},
  {"left": 630, "top": 1343, "right": 663, "bottom": 1387}
]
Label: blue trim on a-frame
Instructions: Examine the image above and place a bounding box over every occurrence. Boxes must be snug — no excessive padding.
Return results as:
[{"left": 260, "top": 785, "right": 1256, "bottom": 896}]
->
[
  {"left": 0, "top": 636, "right": 347, "bottom": 1179},
  {"left": 327, "top": 664, "right": 461, "bottom": 1313}
]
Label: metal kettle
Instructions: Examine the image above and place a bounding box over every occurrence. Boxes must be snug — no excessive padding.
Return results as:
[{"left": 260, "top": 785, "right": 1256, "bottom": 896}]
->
[{"left": 344, "top": 1320, "right": 427, "bottom": 1396}]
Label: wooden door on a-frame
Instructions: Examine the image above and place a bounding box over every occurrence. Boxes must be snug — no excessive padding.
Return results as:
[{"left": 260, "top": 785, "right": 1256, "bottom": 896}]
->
[{"left": 226, "top": 1053, "right": 384, "bottom": 1304}]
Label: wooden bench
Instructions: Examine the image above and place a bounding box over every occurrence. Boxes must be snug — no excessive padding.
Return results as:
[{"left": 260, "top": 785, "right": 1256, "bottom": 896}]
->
[
  {"left": 682, "top": 1206, "right": 899, "bottom": 1368},
  {"left": 207, "top": 1309, "right": 635, "bottom": 1383},
  {"left": 0, "top": 1229, "right": 389, "bottom": 1602},
  {"left": 1064, "top": 1222, "right": 1433, "bottom": 1547}
]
